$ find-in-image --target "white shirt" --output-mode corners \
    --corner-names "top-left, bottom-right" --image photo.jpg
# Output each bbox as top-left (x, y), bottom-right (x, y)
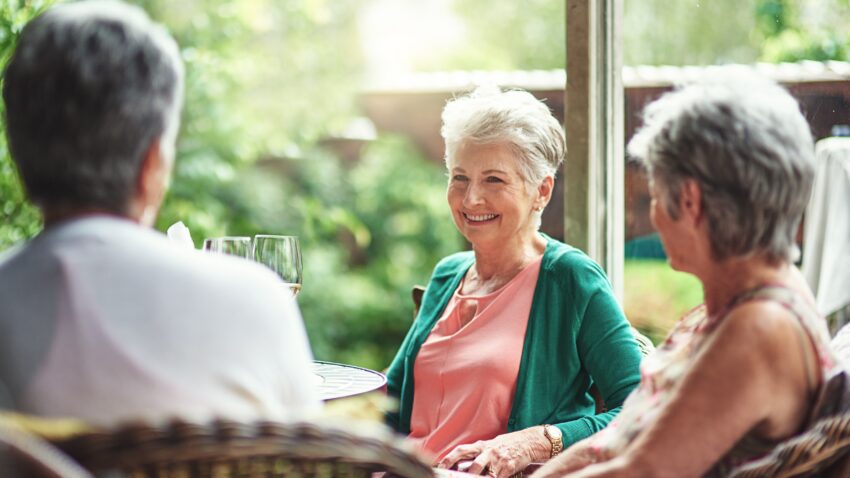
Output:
top-left (0, 216), bottom-right (320, 426)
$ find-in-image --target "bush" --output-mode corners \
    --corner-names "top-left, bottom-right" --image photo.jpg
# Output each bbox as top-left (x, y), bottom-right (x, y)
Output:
top-left (623, 259), bottom-right (704, 344)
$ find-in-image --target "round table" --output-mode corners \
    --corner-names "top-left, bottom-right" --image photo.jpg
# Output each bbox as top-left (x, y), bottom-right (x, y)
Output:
top-left (313, 360), bottom-right (387, 401)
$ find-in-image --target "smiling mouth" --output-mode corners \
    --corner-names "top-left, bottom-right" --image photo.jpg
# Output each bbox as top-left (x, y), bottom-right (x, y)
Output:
top-left (463, 212), bottom-right (499, 223)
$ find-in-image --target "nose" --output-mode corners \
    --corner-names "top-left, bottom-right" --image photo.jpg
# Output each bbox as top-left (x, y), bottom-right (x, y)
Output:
top-left (463, 181), bottom-right (485, 208)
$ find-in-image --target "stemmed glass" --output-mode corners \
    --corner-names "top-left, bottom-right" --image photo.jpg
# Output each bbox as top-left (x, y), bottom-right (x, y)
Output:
top-left (253, 235), bottom-right (302, 297)
top-left (203, 236), bottom-right (252, 259)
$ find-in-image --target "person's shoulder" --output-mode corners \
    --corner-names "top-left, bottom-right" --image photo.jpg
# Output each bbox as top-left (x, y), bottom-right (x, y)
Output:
top-left (541, 237), bottom-right (609, 287)
top-left (0, 234), bottom-right (55, 282)
top-left (167, 250), bottom-right (299, 330)
top-left (117, 225), bottom-right (287, 304)
top-left (0, 243), bottom-right (26, 270)
top-left (718, 300), bottom-right (805, 356)
top-left (172, 246), bottom-right (283, 293)
top-left (432, 250), bottom-right (474, 277)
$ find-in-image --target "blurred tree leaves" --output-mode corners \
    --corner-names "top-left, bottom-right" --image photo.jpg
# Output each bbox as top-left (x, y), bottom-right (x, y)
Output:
top-left (623, 0), bottom-right (761, 65)
top-left (421, 0), bottom-right (565, 70)
top-left (433, 0), bottom-right (848, 69)
top-left (756, 0), bottom-right (850, 62)
top-left (134, 0), bottom-right (365, 242)
top-left (0, 1), bottom-right (52, 251)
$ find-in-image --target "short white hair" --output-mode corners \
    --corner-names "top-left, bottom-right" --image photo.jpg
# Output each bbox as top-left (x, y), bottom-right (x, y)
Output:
top-left (441, 85), bottom-right (565, 186)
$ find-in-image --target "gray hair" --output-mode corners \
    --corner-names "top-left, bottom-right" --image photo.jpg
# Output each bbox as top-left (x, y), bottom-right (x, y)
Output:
top-left (441, 86), bottom-right (565, 226)
top-left (628, 68), bottom-right (814, 264)
top-left (3, 0), bottom-right (184, 215)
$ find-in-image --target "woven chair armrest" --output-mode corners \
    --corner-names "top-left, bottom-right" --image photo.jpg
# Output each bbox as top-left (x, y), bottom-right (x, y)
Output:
top-left (51, 418), bottom-right (435, 478)
top-left (729, 412), bottom-right (850, 478)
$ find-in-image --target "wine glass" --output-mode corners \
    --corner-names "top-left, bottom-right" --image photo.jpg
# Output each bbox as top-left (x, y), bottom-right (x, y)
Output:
top-left (253, 235), bottom-right (302, 297)
top-left (203, 236), bottom-right (252, 258)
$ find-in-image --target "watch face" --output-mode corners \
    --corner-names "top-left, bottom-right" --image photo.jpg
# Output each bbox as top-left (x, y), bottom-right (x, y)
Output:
top-left (545, 425), bottom-right (562, 440)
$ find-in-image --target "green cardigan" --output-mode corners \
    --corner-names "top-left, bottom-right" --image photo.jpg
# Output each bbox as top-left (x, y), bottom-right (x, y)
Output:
top-left (386, 236), bottom-right (642, 447)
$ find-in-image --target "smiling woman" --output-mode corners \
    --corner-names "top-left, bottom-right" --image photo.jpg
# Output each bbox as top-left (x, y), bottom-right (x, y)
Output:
top-left (446, 141), bottom-right (551, 264)
top-left (385, 86), bottom-right (644, 478)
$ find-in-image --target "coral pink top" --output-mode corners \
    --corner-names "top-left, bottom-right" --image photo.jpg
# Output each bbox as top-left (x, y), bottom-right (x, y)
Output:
top-left (407, 257), bottom-right (543, 461)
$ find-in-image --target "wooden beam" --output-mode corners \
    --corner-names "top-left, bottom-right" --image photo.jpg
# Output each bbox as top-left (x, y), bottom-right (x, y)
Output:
top-left (565, 0), bottom-right (624, 298)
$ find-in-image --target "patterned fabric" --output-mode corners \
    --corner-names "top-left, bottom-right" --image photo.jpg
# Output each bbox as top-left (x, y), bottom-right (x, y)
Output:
top-left (591, 285), bottom-right (838, 476)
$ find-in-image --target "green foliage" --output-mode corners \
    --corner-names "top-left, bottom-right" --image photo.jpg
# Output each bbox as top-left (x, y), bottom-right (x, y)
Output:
top-left (438, 0), bottom-right (848, 68)
top-left (756, 0), bottom-right (850, 62)
top-left (135, 0), bottom-right (365, 243)
top-left (231, 135), bottom-right (463, 369)
top-left (623, 0), bottom-right (762, 65)
top-left (0, 1), bottom-right (53, 250)
top-left (417, 0), bottom-right (565, 70)
top-left (623, 259), bottom-right (703, 344)
top-left (756, 0), bottom-right (791, 37)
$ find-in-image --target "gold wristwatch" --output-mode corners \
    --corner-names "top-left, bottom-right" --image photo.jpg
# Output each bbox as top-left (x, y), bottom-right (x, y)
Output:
top-left (542, 424), bottom-right (563, 458)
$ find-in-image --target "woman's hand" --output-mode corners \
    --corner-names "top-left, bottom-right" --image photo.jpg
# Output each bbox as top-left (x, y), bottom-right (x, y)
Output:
top-left (531, 438), bottom-right (601, 478)
top-left (437, 426), bottom-right (552, 478)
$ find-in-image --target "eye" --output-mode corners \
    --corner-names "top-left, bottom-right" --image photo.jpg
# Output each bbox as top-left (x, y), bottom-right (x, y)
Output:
top-left (485, 176), bottom-right (504, 183)
top-left (451, 174), bottom-right (469, 182)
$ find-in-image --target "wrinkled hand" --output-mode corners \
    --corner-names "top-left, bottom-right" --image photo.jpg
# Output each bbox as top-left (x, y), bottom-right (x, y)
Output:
top-left (531, 438), bottom-right (605, 478)
top-left (437, 427), bottom-right (551, 478)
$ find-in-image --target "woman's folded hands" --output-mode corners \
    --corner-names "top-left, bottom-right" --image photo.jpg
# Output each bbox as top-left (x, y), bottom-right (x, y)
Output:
top-left (437, 426), bottom-right (552, 478)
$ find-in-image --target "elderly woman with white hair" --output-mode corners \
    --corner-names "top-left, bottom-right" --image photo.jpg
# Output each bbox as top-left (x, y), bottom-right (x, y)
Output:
top-left (385, 87), bottom-right (643, 478)
top-left (533, 71), bottom-right (841, 478)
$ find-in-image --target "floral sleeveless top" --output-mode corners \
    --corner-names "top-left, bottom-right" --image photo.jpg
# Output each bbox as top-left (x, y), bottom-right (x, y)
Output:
top-left (591, 285), bottom-right (839, 477)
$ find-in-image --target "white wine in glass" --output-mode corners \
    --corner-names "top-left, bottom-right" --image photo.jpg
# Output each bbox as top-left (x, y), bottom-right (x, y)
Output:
top-left (203, 236), bottom-right (252, 259)
top-left (253, 235), bottom-right (302, 297)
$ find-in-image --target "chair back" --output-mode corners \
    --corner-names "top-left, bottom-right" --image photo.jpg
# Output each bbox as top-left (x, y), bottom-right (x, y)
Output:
top-left (726, 329), bottom-right (850, 477)
top-left (728, 412), bottom-right (850, 478)
top-left (52, 419), bottom-right (434, 478)
top-left (0, 422), bottom-right (91, 478)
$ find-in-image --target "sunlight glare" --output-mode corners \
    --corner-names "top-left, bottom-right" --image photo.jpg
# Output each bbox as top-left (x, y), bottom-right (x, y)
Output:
top-left (359, 0), bottom-right (464, 79)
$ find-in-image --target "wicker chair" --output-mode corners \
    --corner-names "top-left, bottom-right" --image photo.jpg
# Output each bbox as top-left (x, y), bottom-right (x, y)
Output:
top-left (50, 419), bottom-right (435, 478)
top-left (0, 421), bottom-right (92, 478)
top-left (726, 325), bottom-right (850, 478)
top-left (727, 412), bottom-right (850, 478)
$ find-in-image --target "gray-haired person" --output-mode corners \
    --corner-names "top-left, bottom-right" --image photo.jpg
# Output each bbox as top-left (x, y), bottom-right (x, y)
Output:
top-left (0, 0), bottom-right (319, 426)
top-left (386, 86), bottom-right (642, 478)
top-left (534, 69), bottom-right (840, 478)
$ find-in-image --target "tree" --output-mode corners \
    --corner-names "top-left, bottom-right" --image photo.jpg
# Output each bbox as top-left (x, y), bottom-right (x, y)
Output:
top-left (623, 0), bottom-right (761, 65)
top-left (756, 0), bottom-right (850, 62)
top-left (0, 1), bottom-right (53, 251)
